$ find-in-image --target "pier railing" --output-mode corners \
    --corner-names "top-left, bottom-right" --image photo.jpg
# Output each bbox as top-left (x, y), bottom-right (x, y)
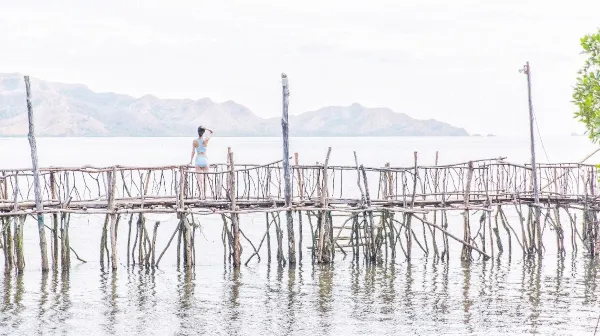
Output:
top-left (0, 159), bottom-right (598, 215)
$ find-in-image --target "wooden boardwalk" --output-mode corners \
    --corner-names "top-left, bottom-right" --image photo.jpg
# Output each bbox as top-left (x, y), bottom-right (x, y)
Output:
top-left (1, 158), bottom-right (597, 215)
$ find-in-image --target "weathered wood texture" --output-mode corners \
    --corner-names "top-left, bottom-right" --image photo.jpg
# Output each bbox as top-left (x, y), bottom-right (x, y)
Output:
top-left (0, 160), bottom-right (598, 216)
top-left (281, 73), bottom-right (296, 265)
top-left (24, 75), bottom-right (49, 272)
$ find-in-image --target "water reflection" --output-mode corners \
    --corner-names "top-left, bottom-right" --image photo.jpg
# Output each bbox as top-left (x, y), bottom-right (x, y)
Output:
top-left (316, 264), bottom-right (333, 335)
top-left (175, 268), bottom-right (196, 335)
top-left (99, 270), bottom-right (119, 334)
top-left (1, 255), bottom-right (600, 335)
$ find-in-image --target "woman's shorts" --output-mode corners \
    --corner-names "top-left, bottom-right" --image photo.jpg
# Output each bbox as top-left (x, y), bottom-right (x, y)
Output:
top-left (195, 155), bottom-right (208, 168)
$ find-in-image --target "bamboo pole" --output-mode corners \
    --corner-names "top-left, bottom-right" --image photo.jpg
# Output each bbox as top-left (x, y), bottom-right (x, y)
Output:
top-left (24, 75), bottom-right (49, 272)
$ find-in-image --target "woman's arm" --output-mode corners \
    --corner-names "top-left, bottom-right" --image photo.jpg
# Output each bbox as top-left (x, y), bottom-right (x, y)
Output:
top-left (203, 128), bottom-right (214, 144)
top-left (189, 139), bottom-right (197, 164)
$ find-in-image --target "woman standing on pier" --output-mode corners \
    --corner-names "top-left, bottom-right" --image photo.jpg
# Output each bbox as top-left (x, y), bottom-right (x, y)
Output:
top-left (190, 126), bottom-right (214, 198)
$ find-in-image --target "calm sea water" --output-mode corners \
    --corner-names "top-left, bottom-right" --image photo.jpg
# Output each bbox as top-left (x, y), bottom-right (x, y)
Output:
top-left (1, 135), bottom-right (600, 336)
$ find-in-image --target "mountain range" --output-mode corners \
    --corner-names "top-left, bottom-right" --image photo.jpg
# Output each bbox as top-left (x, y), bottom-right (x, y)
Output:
top-left (0, 73), bottom-right (468, 137)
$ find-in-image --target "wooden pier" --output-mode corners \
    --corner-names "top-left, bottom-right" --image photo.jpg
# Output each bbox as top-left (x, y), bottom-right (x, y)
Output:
top-left (1, 153), bottom-right (599, 273)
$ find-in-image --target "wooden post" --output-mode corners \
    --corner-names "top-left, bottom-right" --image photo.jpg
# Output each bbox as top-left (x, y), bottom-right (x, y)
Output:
top-left (178, 166), bottom-right (192, 269)
top-left (317, 147), bottom-right (332, 263)
top-left (15, 216), bottom-right (26, 272)
top-left (100, 215), bottom-right (109, 268)
top-left (151, 221), bottom-right (159, 267)
top-left (281, 73), bottom-right (296, 265)
top-left (50, 172), bottom-right (59, 270)
top-left (360, 165), bottom-right (376, 262)
top-left (3, 217), bottom-right (13, 272)
top-left (182, 216), bottom-right (193, 269)
top-left (62, 177), bottom-right (71, 270)
top-left (108, 167), bottom-right (118, 270)
top-left (520, 62), bottom-right (541, 255)
top-left (294, 153), bottom-right (304, 262)
top-left (228, 150), bottom-right (241, 267)
top-left (294, 153), bottom-right (304, 199)
top-left (24, 75), bottom-right (49, 272)
top-left (462, 161), bottom-right (474, 261)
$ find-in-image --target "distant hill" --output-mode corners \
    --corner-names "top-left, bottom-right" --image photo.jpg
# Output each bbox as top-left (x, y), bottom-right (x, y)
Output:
top-left (0, 73), bottom-right (469, 137)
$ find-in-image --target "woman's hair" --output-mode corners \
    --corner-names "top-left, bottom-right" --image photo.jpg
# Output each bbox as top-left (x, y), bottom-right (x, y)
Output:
top-left (197, 126), bottom-right (206, 137)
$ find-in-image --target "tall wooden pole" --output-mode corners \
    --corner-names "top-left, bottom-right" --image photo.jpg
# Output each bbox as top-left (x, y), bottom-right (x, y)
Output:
top-left (108, 167), bottom-right (118, 270)
top-left (25, 75), bottom-right (49, 272)
top-left (521, 62), bottom-right (541, 255)
top-left (281, 73), bottom-right (296, 265)
top-left (228, 149), bottom-right (241, 267)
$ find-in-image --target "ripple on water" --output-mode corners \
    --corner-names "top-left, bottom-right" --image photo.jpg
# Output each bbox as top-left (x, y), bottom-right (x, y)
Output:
top-left (1, 254), bottom-right (600, 335)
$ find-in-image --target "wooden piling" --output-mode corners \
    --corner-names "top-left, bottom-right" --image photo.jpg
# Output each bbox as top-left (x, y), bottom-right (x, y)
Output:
top-left (461, 161), bottom-right (474, 261)
top-left (295, 153), bottom-right (303, 263)
top-left (15, 216), bottom-right (25, 272)
top-left (50, 172), bottom-right (59, 270)
top-left (281, 73), bottom-right (296, 265)
top-left (100, 214), bottom-right (109, 268)
top-left (177, 166), bottom-right (193, 269)
top-left (151, 221), bottom-right (159, 267)
top-left (228, 150), bottom-right (241, 267)
top-left (317, 147), bottom-right (332, 263)
top-left (108, 168), bottom-right (118, 270)
top-left (3, 217), bottom-right (13, 272)
top-left (138, 214), bottom-right (144, 266)
top-left (126, 214), bottom-right (133, 265)
top-left (60, 213), bottom-right (71, 271)
top-left (181, 215), bottom-right (193, 269)
top-left (24, 75), bottom-right (49, 272)
top-left (360, 164), bottom-right (376, 262)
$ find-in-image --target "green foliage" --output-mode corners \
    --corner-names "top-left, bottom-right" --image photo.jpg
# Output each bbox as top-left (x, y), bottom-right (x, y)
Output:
top-left (573, 28), bottom-right (600, 143)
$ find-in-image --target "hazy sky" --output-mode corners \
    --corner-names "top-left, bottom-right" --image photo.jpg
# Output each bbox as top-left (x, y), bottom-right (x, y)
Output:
top-left (1, 0), bottom-right (599, 136)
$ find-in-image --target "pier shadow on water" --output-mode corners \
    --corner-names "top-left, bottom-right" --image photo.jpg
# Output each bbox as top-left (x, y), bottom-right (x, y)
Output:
top-left (2, 256), bottom-right (600, 335)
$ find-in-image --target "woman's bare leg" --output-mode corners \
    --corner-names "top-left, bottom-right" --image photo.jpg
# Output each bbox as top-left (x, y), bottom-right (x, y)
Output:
top-left (195, 166), bottom-right (203, 199)
top-left (195, 166), bottom-right (209, 199)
